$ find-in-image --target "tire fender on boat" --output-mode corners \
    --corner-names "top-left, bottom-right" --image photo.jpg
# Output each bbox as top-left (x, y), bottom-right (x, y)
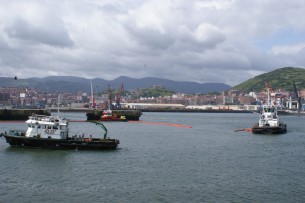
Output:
top-left (45, 129), bottom-right (55, 134)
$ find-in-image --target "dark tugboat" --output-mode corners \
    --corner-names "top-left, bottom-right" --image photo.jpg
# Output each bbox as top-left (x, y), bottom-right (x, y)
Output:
top-left (0, 114), bottom-right (119, 150)
top-left (252, 84), bottom-right (287, 134)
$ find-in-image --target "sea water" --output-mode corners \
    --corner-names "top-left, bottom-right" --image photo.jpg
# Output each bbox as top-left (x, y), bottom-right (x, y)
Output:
top-left (0, 112), bottom-right (305, 203)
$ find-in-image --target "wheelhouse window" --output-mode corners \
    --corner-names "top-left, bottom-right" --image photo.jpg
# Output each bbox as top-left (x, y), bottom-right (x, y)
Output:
top-left (28, 124), bottom-right (35, 128)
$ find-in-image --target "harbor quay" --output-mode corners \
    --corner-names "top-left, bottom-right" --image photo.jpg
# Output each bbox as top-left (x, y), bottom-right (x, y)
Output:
top-left (0, 105), bottom-right (254, 121)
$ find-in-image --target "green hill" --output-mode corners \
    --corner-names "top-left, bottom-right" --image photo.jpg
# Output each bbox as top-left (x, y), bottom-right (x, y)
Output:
top-left (233, 67), bottom-right (305, 92)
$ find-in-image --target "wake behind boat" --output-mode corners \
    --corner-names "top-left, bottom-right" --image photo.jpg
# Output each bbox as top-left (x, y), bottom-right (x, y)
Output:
top-left (0, 114), bottom-right (119, 150)
top-left (252, 83), bottom-right (287, 134)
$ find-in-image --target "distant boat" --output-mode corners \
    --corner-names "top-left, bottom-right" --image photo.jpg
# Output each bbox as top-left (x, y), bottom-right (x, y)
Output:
top-left (101, 109), bottom-right (127, 122)
top-left (278, 110), bottom-right (305, 115)
top-left (1, 114), bottom-right (119, 150)
top-left (11, 104), bottom-right (45, 109)
top-left (99, 84), bottom-right (127, 122)
top-left (252, 83), bottom-right (287, 134)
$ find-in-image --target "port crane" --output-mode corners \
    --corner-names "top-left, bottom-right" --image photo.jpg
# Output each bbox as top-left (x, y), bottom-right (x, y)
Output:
top-left (107, 84), bottom-right (113, 110)
top-left (115, 83), bottom-right (124, 109)
top-left (292, 81), bottom-right (302, 114)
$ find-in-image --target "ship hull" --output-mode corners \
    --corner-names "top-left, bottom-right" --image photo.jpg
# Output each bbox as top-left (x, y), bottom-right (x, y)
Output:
top-left (2, 134), bottom-right (119, 150)
top-left (252, 124), bottom-right (287, 134)
top-left (100, 117), bottom-right (127, 122)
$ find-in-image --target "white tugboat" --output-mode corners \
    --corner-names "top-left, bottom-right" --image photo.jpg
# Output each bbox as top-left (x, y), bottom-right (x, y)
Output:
top-left (252, 84), bottom-right (287, 134)
top-left (1, 114), bottom-right (119, 150)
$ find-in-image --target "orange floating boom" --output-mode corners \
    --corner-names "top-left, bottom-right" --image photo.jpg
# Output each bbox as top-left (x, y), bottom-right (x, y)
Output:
top-left (235, 128), bottom-right (252, 132)
top-left (128, 120), bottom-right (192, 128)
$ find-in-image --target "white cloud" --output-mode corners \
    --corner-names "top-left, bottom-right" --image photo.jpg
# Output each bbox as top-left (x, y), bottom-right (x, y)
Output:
top-left (1, 0), bottom-right (305, 86)
top-left (195, 0), bottom-right (235, 10)
top-left (271, 43), bottom-right (305, 55)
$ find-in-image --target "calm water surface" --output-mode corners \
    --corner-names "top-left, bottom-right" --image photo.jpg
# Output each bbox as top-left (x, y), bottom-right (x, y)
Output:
top-left (1, 112), bottom-right (305, 203)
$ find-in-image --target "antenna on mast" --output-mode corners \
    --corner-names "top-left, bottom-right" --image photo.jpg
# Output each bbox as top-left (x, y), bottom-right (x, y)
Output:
top-left (265, 82), bottom-right (273, 106)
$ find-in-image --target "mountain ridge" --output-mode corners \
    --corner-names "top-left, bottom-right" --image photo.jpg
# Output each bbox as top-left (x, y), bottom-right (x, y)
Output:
top-left (0, 76), bottom-right (231, 94)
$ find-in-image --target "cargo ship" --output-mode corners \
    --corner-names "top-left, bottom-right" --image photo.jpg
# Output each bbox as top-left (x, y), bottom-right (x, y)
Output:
top-left (0, 109), bottom-right (51, 120)
top-left (87, 109), bottom-right (141, 121)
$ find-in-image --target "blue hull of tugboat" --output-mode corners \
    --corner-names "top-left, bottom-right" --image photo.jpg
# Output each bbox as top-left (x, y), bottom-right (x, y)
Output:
top-left (2, 134), bottom-right (119, 150)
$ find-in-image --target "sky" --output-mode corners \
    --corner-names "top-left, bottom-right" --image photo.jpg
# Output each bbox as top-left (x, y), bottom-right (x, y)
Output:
top-left (1, 0), bottom-right (305, 86)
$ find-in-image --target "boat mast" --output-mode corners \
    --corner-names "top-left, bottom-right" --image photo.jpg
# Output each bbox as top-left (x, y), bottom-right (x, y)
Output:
top-left (57, 93), bottom-right (60, 117)
top-left (265, 82), bottom-right (272, 106)
top-left (267, 85), bottom-right (271, 106)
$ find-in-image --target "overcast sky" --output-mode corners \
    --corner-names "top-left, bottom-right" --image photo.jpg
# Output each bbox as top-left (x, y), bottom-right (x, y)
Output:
top-left (1, 0), bottom-right (305, 86)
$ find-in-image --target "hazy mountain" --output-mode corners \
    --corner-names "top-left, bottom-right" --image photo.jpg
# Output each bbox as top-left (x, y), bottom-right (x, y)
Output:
top-left (30, 76), bottom-right (91, 84)
top-left (111, 76), bottom-right (230, 94)
top-left (0, 76), bottom-right (230, 94)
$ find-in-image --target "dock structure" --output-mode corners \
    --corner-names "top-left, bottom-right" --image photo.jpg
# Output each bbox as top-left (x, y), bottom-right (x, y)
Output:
top-left (0, 109), bottom-right (51, 120)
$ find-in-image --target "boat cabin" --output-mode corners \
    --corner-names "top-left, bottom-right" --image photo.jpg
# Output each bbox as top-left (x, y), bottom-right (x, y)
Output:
top-left (102, 110), bottom-right (112, 118)
top-left (259, 105), bottom-right (280, 127)
top-left (25, 115), bottom-right (69, 139)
